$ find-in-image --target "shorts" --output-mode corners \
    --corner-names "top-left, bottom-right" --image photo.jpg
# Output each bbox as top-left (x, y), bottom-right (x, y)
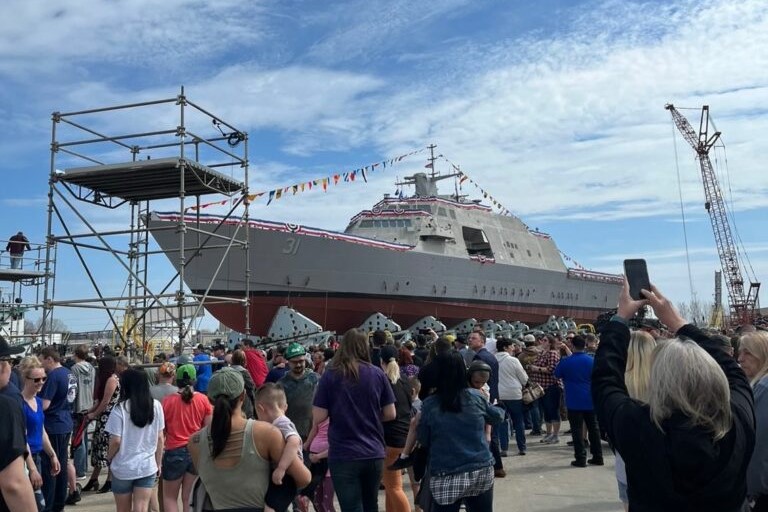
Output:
top-left (112, 474), bottom-right (158, 495)
top-left (617, 481), bottom-right (628, 503)
top-left (162, 446), bottom-right (197, 481)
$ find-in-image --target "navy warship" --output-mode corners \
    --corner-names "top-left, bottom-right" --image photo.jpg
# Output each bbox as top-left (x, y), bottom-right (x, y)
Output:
top-left (148, 162), bottom-right (622, 335)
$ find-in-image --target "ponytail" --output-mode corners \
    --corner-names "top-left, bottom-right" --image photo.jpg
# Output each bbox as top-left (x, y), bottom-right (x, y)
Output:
top-left (210, 394), bottom-right (239, 459)
top-left (180, 383), bottom-right (195, 404)
top-left (384, 358), bottom-right (400, 384)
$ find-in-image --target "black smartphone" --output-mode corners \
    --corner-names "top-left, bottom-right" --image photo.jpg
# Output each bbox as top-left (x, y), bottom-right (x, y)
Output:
top-left (623, 259), bottom-right (651, 300)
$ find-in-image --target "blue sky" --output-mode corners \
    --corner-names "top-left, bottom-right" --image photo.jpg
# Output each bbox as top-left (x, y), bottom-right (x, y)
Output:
top-left (1, 0), bottom-right (767, 333)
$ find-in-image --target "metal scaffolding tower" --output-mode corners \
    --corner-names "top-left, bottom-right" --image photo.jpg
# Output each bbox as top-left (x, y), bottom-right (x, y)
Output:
top-left (42, 88), bottom-right (250, 359)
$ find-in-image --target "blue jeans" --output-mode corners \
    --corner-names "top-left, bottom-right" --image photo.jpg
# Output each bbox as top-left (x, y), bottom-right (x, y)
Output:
top-left (32, 453), bottom-right (46, 511)
top-left (502, 399), bottom-right (527, 453)
top-left (72, 414), bottom-right (88, 478)
top-left (328, 458), bottom-right (383, 512)
top-left (42, 433), bottom-right (70, 512)
top-left (497, 410), bottom-right (509, 451)
top-left (525, 400), bottom-right (542, 433)
top-left (432, 486), bottom-right (493, 512)
top-left (10, 255), bottom-right (22, 269)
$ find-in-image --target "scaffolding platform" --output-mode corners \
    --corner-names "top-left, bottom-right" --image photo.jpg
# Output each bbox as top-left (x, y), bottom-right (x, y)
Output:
top-left (0, 268), bottom-right (46, 282)
top-left (61, 157), bottom-right (245, 202)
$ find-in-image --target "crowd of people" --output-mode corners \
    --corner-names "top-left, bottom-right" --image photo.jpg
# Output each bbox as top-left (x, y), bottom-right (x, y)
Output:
top-left (0, 278), bottom-right (766, 512)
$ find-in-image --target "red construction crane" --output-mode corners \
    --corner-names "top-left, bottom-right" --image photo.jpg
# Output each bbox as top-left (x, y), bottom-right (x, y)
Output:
top-left (665, 104), bottom-right (760, 326)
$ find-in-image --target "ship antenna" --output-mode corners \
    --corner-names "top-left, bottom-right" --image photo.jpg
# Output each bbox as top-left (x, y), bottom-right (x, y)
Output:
top-left (454, 164), bottom-right (460, 200)
top-left (427, 143), bottom-right (438, 178)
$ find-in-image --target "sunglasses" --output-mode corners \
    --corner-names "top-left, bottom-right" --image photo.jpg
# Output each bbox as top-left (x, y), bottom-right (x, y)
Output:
top-left (27, 376), bottom-right (47, 383)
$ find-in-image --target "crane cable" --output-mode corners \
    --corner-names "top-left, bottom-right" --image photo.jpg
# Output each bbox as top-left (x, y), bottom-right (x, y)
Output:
top-left (719, 143), bottom-right (758, 282)
top-left (671, 116), bottom-right (697, 303)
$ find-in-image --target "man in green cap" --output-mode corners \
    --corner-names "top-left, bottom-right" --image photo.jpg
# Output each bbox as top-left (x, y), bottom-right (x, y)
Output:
top-left (278, 343), bottom-right (318, 441)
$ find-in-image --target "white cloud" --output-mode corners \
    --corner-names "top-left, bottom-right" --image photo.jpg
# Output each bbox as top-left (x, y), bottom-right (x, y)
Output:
top-left (0, 1), bottom-right (267, 76)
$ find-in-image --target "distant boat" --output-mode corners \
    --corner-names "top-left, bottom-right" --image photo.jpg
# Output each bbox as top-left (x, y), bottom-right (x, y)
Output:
top-left (148, 171), bottom-right (621, 334)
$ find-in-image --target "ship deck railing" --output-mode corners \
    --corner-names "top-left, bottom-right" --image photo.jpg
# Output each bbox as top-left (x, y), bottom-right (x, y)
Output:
top-left (567, 268), bottom-right (623, 284)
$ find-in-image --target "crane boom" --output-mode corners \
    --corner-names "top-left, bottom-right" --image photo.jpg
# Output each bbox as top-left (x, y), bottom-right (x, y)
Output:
top-left (665, 104), bottom-right (760, 325)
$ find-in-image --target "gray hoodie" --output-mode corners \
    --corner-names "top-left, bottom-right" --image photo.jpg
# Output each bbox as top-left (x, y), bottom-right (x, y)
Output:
top-left (71, 361), bottom-right (95, 413)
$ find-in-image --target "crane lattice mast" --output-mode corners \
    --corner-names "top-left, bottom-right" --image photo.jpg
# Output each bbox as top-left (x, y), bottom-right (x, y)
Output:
top-left (666, 104), bottom-right (760, 325)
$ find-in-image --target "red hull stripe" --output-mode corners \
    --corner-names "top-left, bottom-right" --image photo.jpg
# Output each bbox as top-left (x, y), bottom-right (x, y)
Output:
top-left (200, 293), bottom-right (608, 335)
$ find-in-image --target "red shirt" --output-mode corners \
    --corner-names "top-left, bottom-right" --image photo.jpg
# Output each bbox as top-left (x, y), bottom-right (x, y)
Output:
top-left (244, 348), bottom-right (268, 387)
top-left (162, 392), bottom-right (212, 450)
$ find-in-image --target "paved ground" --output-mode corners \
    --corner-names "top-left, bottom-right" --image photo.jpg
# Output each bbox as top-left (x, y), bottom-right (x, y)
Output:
top-left (72, 423), bottom-right (622, 511)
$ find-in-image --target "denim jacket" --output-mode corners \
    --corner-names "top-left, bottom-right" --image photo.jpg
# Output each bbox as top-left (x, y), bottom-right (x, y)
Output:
top-left (417, 388), bottom-right (504, 476)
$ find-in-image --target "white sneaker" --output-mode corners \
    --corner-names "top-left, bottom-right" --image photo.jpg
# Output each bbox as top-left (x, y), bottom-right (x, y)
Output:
top-left (539, 434), bottom-right (552, 443)
top-left (546, 435), bottom-right (560, 444)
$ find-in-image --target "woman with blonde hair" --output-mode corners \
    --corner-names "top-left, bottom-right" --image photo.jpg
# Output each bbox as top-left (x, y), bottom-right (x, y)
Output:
top-left (19, 356), bottom-right (61, 511)
top-left (593, 280), bottom-right (755, 511)
top-left (738, 331), bottom-right (768, 511)
top-left (379, 345), bottom-right (413, 512)
top-left (615, 330), bottom-right (656, 510)
top-left (312, 328), bottom-right (396, 512)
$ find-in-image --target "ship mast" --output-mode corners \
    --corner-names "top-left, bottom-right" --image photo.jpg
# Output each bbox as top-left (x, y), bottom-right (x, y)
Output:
top-left (427, 143), bottom-right (438, 178)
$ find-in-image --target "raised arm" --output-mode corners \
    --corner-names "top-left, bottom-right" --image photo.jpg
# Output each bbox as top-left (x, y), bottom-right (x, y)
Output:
top-left (643, 285), bottom-right (754, 417)
top-left (591, 279), bottom-right (648, 448)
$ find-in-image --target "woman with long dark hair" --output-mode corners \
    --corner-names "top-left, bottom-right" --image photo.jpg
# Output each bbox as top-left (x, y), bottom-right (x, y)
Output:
top-left (161, 364), bottom-right (211, 512)
top-left (417, 351), bottom-right (504, 512)
top-left (188, 368), bottom-right (310, 510)
top-left (313, 328), bottom-right (397, 512)
top-left (105, 368), bottom-right (164, 512)
top-left (83, 355), bottom-right (120, 493)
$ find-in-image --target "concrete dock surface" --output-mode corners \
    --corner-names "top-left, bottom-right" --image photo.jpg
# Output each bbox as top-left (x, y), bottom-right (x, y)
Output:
top-left (72, 423), bottom-right (622, 511)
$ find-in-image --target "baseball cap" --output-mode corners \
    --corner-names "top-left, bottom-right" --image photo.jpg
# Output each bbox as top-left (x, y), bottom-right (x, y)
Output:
top-left (177, 354), bottom-right (192, 365)
top-left (158, 362), bottom-right (176, 377)
top-left (0, 335), bottom-right (25, 359)
top-left (523, 334), bottom-right (536, 344)
top-left (207, 368), bottom-right (245, 400)
top-left (176, 363), bottom-right (197, 382)
top-left (284, 343), bottom-right (306, 360)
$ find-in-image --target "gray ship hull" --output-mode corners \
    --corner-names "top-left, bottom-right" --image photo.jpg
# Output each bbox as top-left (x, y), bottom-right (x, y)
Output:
top-left (149, 212), bottom-right (621, 334)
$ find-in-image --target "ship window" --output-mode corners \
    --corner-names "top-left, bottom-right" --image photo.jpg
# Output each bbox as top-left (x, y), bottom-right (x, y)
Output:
top-left (359, 220), bottom-right (373, 228)
top-left (509, 252), bottom-right (515, 259)
top-left (438, 207), bottom-right (447, 216)
top-left (449, 210), bottom-right (456, 219)
top-left (527, 249), bottom-right (532, 257)
top-left (462, 226), bottom-right (494, 259)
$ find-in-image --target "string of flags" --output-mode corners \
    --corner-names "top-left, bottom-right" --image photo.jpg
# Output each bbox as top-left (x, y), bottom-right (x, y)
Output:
top-left (559, 250), bottom-right (587, 270)
top-left (185, 147), bottom-right (427, 211)
top-left (438, 155), bottom-right (516, 218)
